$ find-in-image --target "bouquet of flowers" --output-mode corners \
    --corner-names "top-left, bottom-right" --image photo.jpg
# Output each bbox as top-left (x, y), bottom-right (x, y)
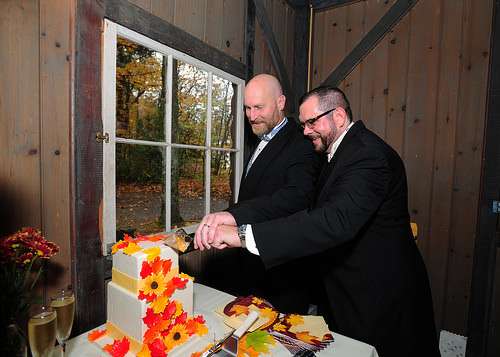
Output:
top-left (0, 227), bottom-right (59, 327)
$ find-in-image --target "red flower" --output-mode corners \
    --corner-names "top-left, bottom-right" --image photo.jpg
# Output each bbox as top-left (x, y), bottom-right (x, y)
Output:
top-left (143, 308), bottom-right (161, 328)
top-left (174, 312), bottom-right (187, 325)
top-left (140, 261), bottom-right (153, 279)
top-left (162, 301), bottom-right (177, 321)
top-left (148, 338), bottom-right (167, 357)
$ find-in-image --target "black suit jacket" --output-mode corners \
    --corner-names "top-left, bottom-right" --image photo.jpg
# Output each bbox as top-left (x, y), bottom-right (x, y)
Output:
top-left (228, 119), bottom-right (321, 224)
top-left (252, 121), bottom-right (440, 357)
top-left (219, 119), bottom-right (321, 312)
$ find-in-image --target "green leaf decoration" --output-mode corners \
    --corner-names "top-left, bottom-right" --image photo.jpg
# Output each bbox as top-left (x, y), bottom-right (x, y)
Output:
top-left (245, 330), bottom-right (274, 353)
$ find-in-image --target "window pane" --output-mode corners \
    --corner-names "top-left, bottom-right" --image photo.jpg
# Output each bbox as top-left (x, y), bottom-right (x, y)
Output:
top-left (212, 76), bottom-right (236, 149)
top-left (171, 148), bottom-right (205, 229)
top-left (116, 37), bottom-right (166, 141)
top-left (116, 143), bottom-right (165, 235)
top-left (211, 151), bottom-right (236, 211)
top-left (172, 60), bottom-right (208, 146)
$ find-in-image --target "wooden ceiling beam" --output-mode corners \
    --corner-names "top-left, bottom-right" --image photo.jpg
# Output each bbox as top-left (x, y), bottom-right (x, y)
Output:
top-left (252, 0), bottom-right (296, 114)
top-left (321, 0), bottom-right (420, 87)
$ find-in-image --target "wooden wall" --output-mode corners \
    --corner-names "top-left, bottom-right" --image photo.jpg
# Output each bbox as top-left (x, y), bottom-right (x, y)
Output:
top-left (0, 0), bottom-right (297, 296)
top-left (0, 0), bottom-right (74, 293)
top-left (310, 0), bottom-right (494, 335)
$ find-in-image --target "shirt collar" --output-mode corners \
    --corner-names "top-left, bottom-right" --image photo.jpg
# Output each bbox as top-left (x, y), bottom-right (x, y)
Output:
top-left (260, 117), bottom-right (288, 142)
top-left (327, 121), bottom-right (354, 162)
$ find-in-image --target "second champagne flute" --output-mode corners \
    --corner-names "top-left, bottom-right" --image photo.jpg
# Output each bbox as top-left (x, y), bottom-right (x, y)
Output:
top-left (50, 288), bottom-right (75, 354)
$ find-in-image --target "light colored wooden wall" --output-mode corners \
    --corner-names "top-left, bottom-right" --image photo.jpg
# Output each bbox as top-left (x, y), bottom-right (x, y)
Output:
top-left (129, 0), bottom-right (247, 63)
top-left (310, 0), bottom-right (494, 335)
top-left (0, 0), bottom-right (73, 292)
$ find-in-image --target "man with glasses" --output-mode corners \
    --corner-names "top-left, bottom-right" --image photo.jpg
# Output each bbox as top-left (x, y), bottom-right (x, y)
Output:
top-left (196, 74), bottom-right (321, 313)
top-left (196, 86), bottom-right (440, 357)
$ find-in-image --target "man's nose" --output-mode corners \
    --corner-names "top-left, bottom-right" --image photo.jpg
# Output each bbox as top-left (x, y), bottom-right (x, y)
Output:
top-left (303, 125), bottom-right (313, 135)
top-left (248, 109), bottom-right (258, 121)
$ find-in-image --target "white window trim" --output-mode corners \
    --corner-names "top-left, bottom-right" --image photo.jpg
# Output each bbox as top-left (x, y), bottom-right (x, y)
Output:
top-left (102, 19), bottom-right (245, 255)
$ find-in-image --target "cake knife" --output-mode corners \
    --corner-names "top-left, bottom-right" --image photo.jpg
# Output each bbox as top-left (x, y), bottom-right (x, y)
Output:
top-left (222, 311), bottom-right (260, 356)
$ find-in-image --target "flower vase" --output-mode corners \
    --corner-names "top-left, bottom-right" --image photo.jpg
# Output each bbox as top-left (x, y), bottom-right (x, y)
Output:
top-left (2, 322), bottom-right (27, 357)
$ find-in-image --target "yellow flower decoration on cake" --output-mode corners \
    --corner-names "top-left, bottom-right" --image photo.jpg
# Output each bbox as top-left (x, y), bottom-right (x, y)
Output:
top-left (137, 344), bottom-right (152, 357)
top-left (164, 324), bottom-right (189, 350)
top-left (140, 272), bottom-right (167, 297)
top-left (143, 247), bottom-right (161, 261)
top-left (123, 242), bottom-right (141, 255)
top-left (151, 294), bottom-right (170, 314)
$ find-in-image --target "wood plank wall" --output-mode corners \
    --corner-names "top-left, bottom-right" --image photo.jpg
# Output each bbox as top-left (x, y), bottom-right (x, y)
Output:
top-left (1, 0), bottom-right (296, 297)
top-left (310, 0), bottom-right (494, 335)
top-left (0, 0), bottom-right (73, 293)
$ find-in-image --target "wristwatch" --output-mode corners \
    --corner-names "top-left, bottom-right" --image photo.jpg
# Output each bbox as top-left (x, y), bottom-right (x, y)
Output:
top-left (237, 224), bottom-right (247, 249)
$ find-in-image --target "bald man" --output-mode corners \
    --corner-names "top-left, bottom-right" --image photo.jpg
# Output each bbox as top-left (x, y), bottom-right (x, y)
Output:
top-left (196, 74), bottom-right (321, 313)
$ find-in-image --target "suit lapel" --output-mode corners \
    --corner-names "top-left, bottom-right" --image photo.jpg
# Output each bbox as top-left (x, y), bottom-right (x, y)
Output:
top-left (241, 120), bottom-right (295, 190)
top-left (315, 121), bottom-right (366, 204)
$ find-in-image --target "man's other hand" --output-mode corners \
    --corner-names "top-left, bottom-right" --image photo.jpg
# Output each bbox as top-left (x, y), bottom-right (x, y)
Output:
top-left (194, 212), bottom-right (237, 250)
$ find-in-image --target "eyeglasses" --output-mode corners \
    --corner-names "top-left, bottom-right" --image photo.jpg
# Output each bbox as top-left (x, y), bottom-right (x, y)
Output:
top-left (299, 107), bottom-right (337, 130)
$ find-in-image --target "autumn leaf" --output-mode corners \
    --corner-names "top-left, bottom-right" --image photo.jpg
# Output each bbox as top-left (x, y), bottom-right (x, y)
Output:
top-left (103, 337), bottom-right (130, 357)
top-left (143, 247), bottom-right (161, 261)
top-left (230, 304), bottom-right (249, 316)
top-left (123, 242), bottom-right (141, 255)
top-left (295, 331), bottom-right (319, 345)
top-left (244, 330), bottom-right (275, 353)
top-left (88, 329), bottom-right (106, 342)
top-left (286, 314), bottom-right (304, 326)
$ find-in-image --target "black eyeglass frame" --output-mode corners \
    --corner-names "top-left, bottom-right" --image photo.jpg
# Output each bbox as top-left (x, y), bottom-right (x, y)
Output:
top-left (300, 107), bottom-right (337, 130)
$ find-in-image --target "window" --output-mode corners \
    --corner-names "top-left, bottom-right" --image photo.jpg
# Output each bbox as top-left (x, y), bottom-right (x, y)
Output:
top-left (102, 20), bottom-right (244, 255)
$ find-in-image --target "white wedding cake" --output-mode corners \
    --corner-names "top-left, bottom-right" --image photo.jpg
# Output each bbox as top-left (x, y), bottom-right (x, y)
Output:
top-left (89, 234), bottom-right (209, 356)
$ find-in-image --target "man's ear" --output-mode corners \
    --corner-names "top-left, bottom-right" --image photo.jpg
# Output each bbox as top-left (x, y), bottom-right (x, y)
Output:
top-left (277, 94), bottom-right (286, 111)
top-left (334, 107), bottom-right (349, 128)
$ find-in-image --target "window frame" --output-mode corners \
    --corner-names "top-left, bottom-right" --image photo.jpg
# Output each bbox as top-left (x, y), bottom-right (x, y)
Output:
top-left (102, 19), bottom-right (245, 255)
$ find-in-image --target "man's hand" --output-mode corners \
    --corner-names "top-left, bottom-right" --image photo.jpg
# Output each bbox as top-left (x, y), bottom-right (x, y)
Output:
top-left (194, 212), bottom-right (237, 250)
top-left (211, 225), bottom-right (241, 249)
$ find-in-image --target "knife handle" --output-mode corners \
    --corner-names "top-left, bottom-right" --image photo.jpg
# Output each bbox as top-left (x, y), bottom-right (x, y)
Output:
top-left (234, 311), bottom-right (259, 338)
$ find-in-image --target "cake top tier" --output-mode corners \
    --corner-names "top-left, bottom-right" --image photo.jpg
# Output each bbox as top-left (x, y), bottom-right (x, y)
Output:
top-left (112, 235), bottom-right (179, 279)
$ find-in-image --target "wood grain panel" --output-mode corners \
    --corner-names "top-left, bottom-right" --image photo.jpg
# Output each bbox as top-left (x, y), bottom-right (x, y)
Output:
top-left (444, 0), bottom-right (493, 333)
top-left (221, 0), bottom-right (245, 62)
top-left (174, 0), bottom-right (207, 40)
top-left (311, 10), bottom-right (326, 87)
top-left (322, 6), bottom-right (347, 87)
top-left (385, 13), bottom-right (410, 156)
top-left (403, 0), bottom-right (442, 261)
top-left (359, 0), bottom-right (393, 137)
top-left (425, 0), bottom-right (465, 330)
top-left (205, 0), bottom-right (224, 50)
top-left (272, 0), bottom-right (287, 70)
top-left (262, 0), bottom-right (275, 75)
top-left (129, 0), bottom-right (151, 12)
top-left (284, 3), bottom-right (295, 84)
top-left (0, 0), bottom-right (41, 234)
top-left (342, 2), bottom-right (365, 122)
top-left (151, 0), bottom-right (175, 23)
top-left (39, 0), bottom-right (73, 291)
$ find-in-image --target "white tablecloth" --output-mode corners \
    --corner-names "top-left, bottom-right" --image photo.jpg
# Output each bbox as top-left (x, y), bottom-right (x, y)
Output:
top-left (56, 283), bottom-right (378, 357)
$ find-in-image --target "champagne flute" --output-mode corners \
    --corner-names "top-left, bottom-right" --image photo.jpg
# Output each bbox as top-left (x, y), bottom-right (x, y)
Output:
top-left (28, 305), bottom-right (57, 357)
top-left (50, 288), bottom-right (75, 354)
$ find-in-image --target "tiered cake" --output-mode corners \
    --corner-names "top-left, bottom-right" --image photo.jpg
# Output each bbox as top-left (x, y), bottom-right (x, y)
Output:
top-left (90, 234), bottom-right (209, 356)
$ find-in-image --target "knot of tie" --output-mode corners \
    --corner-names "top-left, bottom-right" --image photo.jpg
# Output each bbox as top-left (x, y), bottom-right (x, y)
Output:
top-left (260, 134), bottom-right (271, 142)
